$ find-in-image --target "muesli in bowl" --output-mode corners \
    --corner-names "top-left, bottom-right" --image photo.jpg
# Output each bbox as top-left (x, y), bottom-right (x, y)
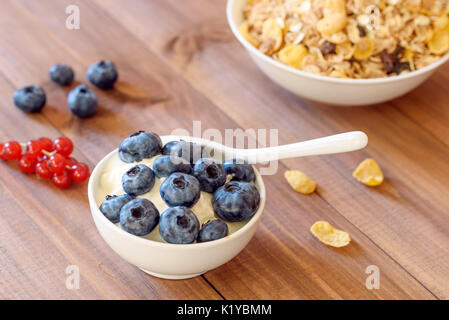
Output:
top-left (239, 0), bottom-right (449, 79)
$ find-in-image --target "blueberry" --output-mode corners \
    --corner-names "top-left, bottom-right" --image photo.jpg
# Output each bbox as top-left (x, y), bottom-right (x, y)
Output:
top-left (160, 172), bottom-right (200, 207)
top-left (122, 164), bottom-right (155, 196)
top-left (162, 140), bottom-right (203, 164)
top-left (152, 155), bottom-right (192, 178)
top-left (120, 198), bottom-right (159, 236)
top-left (119, 131), bottom-right (162, 163)
top-left (159, 206), bottom-right (200, 244)
top-left (222, 159), bottom-right (255, 182)
top-left (162, 141), bottom-right (181, 156)
top-left (49, 64), bottom-right (74, 86)
top-left (197, 220), bottom-right (229, 243)
top-left (67, 84), bottom-right (98, 118)
top-left (13, 85), bottom-right (46, 113)
top-left (99, 194), bottom-right (133, 223)
top-left (193, 158), bottom-right (226, 193)
top-left (213, 181), bottom-right (260, 222)
top-left (87, 60), bottom-right (118, 89)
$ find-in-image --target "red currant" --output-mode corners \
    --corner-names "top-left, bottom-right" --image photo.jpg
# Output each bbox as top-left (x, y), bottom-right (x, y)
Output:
top-left (65, 157), bottom-right (78, 169)
top-left (3, 141), bottom-right (22, 160)
top-left (48, 153), bottom-right (66, 174)
top-left (70, 163), bottom-right (90, 183)
top-left (35, 161), bottom-right (52, 179)
top-left (0, 143), bottom-right (6, 160)
top-left (18, 155), bottom-right (38, 174)
top-left (37, 154), bottom-right (48, 163)
top-left (52, 170), bottom-right (72, 189)
top-left (38, 137), bottom-right (54, 152)
top-left (26, 140), bottom-right (43, 158)
top-left (53, 137), bottom-right (73, 157)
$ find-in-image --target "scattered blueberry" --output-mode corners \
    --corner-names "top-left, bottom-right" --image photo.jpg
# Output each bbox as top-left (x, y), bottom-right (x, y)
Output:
top-left (87, 60), bottom-right (118, 89)
top-left (13, 85), bottom-right (46, 113)
top-left (213, 181), bottom-right (260, 222)
top-left (222, 159), bottom-right (255, 182)
top-left (120, 198), bottom-right (159, 236)
top-left (160, 172), bottom-right (200, 207)
top-left (197, 220), bottom-right (229, 243)
top-left (152, 155), bottom-right (192, 178)
top-left (119, 131), bottom-right (162, 163)
top-left (193, 158), bottom-right (226, 193)
top-left (159, 206), bottom-right (200, 244)
top-left (49, 64), bottom-right (74, 86)
top-left (162, 140), bottom-right (203, 164)
top-left (122, 164), bottom-right (155, 196)
top-left (100, 194), bottom-right (133, 223)
top-left (67, 84), bottom-right (98, 118)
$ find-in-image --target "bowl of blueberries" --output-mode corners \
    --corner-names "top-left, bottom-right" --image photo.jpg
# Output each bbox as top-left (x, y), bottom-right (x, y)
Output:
top-left (88, 131), bottom-right (266, 279)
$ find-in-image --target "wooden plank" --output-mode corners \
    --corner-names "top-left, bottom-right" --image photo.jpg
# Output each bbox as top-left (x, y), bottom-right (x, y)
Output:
top-left (0, 73), bottom-right (221, 299)
top-left (2, 0), bottom-right (437, 299)
top-left (0, 5), bottom-right (221, 299)
top-left (392, 73), bottom-right (449, 148)
top-left (202, 163), bottom-right (437, 299)
top-left (88, 0), bottom-right (449, 298)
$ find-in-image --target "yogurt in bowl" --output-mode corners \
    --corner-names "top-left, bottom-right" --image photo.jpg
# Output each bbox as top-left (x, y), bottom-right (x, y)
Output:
top-left (88, 135), bottom-right (266, 279)
top-left (96, 151), bottom-right (253, 242)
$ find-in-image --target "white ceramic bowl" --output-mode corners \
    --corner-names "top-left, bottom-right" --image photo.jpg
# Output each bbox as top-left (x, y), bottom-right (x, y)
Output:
top-left (88, 136), bottom-right (266, 280)
top-left (227, 0), bottom-right (449, 106)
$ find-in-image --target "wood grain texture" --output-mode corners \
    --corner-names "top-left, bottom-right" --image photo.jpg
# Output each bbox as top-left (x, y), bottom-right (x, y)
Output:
top-left (0, 0), bottom-right (447, 299)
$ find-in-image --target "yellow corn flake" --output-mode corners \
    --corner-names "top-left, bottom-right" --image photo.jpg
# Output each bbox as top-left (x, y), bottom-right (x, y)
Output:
top-left (425, 27), bottom-right (435, 43)
top-left (434, 14), bottom-right (449, 31)
top-left (317, 12), bottom-right (348, 36)
top-left (324, 0), bottom-right (346, 12)
top-left (278, 44), bottom-right (308, 69)
top-left (352, 158), bottom-right (384, 186)
top-left (428, 29), bottom-right (449, 55)
top-left (310, 221), bottom-right (351, 248)
top-left (353, 38), bottom-right (375, 60)
top-left (262, 18), bottom-right (283, 53)
top-left (239, 22), bottom-right (260, 48)
top-left (247, 0), bottom-right (263, 4)
top-left (284, 170), bottom-right (316, 194)
top-left (403, 48), bottom-right (414, 61)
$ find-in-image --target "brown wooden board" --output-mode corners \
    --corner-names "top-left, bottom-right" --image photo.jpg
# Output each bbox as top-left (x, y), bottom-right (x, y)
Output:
top-left (0, 0), bottom-right (447, 299)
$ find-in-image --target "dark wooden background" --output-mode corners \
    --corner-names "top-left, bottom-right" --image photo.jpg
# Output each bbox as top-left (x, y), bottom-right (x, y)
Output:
top-left (0, 0), bottom-right (448, 299)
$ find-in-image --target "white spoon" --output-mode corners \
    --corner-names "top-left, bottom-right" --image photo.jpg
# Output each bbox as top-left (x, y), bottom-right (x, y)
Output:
top-left (169, 131), bottom-right (368, 164)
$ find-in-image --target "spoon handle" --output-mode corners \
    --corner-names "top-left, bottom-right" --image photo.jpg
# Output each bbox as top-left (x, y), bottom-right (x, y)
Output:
top-left (170, 131), bottom-right (368, 164)
top-left (226, 131), bottom-right (368, 163)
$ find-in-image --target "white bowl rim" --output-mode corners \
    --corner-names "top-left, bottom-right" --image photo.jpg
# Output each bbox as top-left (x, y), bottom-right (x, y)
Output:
top-left (226, 0), bottom-right (449, 85)
top-left (88, 135), bottom-right (266, 250)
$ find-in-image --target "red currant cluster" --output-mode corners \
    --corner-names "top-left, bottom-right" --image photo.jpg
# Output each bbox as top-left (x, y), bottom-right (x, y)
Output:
top-left (0, 136), bottom-right (90, 189)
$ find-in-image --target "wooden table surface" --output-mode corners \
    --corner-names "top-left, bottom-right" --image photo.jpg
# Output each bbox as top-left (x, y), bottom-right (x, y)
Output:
top-left (1, 0), bottom-right (448, 300)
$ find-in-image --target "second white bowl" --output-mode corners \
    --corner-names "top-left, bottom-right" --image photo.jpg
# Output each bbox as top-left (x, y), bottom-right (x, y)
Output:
top-left (227, 0), bottom-right (449, 106)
